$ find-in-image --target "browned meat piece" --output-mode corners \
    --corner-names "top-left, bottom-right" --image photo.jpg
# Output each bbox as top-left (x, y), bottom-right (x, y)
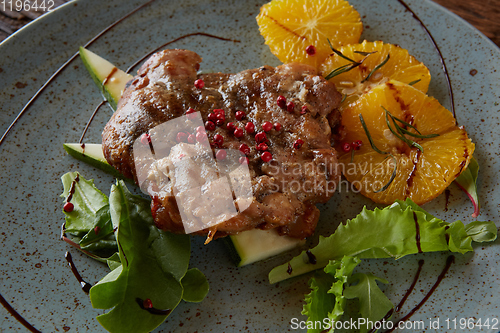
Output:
top-left (102, 49), bottom-right (342, 239)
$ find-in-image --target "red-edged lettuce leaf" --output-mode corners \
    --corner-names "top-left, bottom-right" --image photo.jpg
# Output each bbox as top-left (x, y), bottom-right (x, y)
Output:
top-left (455, 157), bottom-right (480, 217)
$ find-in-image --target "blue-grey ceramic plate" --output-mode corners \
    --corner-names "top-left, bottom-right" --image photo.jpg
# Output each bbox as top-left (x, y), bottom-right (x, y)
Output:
top-left (0, 0), bottom-right (499, 332)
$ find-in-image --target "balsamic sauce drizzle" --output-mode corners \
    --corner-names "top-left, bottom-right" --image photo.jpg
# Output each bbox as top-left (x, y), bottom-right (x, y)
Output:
top-left (305, 250), bottom-right (317, 265)
top-left (66, 173), bottom-right (80, 203)
top-left (444, 188), bottom-right (451, 211)
top-left (395, 259), bottom-right (424, 312)
top-left (413, 212), bottom-right (422, 253)
top-left (125, 32), bottom-right (241, 74)
top-left (102, 67), bottom-right (118, 86)
top-left (397, 0), bottom-right (456, 120)
top-left (0, 0), bottom-right (157, 147)
top-left (64, 252), bottom-right (93, 294)
top-left (78, 101), bottom-right (107, 144)
top-left (384, 255), bottom-right (455, 333)
top-left (135, 298), bottom-right (172, 316)
top-left (0, 293), bottom-right (41, 333)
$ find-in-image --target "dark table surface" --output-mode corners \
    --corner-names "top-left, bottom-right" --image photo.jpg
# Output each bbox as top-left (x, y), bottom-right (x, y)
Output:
top-left (1, 0), bottom-right (499, 46)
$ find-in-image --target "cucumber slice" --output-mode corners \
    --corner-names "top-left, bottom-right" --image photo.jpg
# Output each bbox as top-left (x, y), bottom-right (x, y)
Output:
top-left (224, 229), bottom-right (305, 267)
top-left (63, 143), bottom-right (128, 181)
top-left (79, 47), bottom-right (133, 110)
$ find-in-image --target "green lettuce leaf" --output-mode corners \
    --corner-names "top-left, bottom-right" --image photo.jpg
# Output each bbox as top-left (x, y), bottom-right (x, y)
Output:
top-left (181, 268), bottom-right (210, 303)
top-left (90, 180), bottom-right (190, 333)
top-left (269, 199), bottom-right (497, 283)
top-left (464, 221), bottom-right (497, 242)
top-left (455, 157), bottom-right (480, 217)
top-left (61, 171), bottom-right (108, 233)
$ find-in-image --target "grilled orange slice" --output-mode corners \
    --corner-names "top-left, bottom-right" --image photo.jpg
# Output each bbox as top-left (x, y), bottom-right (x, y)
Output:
top-left (319, 41), bottom-right (431, 107)
top-left (339, 80), bottom-right (474, 205)
top-left (256, 0), bottom-right (363, 69)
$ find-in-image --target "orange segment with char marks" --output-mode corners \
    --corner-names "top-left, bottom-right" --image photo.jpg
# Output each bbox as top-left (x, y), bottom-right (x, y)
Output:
top-left (339, 80), bottom-right (474, 205)
top-left (256, 0), bottom-right (363, 70)
top-left (319, 40), bottom-right (431, 109)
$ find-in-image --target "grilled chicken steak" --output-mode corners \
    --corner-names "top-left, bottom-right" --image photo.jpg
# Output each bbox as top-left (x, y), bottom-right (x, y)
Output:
top-left (102, 49), bottom-right (342, 240)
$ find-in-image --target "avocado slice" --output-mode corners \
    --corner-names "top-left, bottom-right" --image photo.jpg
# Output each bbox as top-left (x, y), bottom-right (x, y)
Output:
top-left (79, 47), bottom-right (133, 110)
top-left (223, 229), bottom-right (305, 267)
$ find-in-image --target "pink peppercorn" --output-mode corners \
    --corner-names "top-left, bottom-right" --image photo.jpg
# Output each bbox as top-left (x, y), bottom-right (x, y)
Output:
top-left (261, 151), bottom-right (272, 163)
top-left (234, 128), bottom-right (244, 138)
top-left (245, 122), bottom-right (255, 134)
top-left (63, 202), bottom-right (74, 212)
top-left (277, 95), bottom-right (286, 109)
top-left (262, 121), bottom-right (273, 132)
top-left (194, 79), bottom-right (205, 89)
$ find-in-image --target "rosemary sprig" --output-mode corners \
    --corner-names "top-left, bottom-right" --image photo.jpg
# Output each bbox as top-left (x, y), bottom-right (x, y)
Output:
top-left (358, 114), bottom-right (397, 192)
top-left (325, 63), bottom-right (361, 80)
top-left (353, 50), bottom-right (377, 56)
top-left (408, 79), bottom-right (421, 86)
top-left (383, 106), bottom-right (439, 152)
top-left (373, 154), bottom-right (397, 193)
top-left (361, 54), bottom-right (390, 83)
top-left (341, 94), bottom-right (347, 103)
top-left (384, 108), bottom-right (424, 152)
top-left (359, 114), bottom-right (388, 155)
top-left (327, 38), bottom-right (357, 63)
top-left (324, 40), bottom-right (376, 80)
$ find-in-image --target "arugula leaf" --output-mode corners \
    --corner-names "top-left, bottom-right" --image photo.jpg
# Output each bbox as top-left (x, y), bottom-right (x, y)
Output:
top-left (90, 180), bottom-right (190, 333)
top-left (455, 157), bottom-right (480, 217)
top-left (181, 268), bottom-right (210, 303)
top-left (344, 273), bottom-right (393, 333)
top-left (269, 199), bottom-right (497, 283)
top-left (106, 252), bottom-right (122, 271)
top-left (60, 174), bottom-right (210, 332)
top-left (61, 172), bottom-right (108, 233)
top-left (80, 205), bottom-right (117, 249)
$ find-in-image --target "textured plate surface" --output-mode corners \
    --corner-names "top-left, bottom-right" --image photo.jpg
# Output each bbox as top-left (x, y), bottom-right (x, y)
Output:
top-left (0, 0), bottom-right (499, 332)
